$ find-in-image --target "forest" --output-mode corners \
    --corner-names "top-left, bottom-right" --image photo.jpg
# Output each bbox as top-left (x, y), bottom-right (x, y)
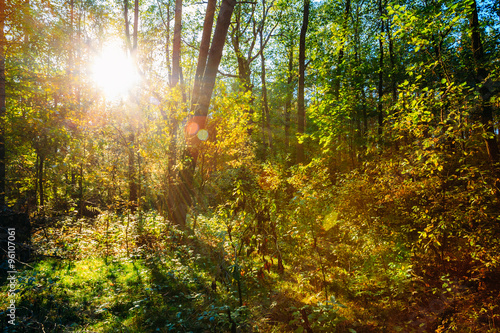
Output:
top-left (1, 0), bottom-right (500, 331)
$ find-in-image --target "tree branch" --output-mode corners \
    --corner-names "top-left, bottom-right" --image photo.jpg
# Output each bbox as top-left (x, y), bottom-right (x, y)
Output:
top-left (218, 69), bottom-right (239, 78)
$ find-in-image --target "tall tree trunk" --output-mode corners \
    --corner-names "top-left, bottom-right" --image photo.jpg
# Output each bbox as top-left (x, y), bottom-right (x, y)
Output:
top-left (231, 9), bottom-right (253, 94)
top-left (470, 0), bottom-right (499, 163)
top-left (334, 0), bottom-right (350, 98)
top-left (128, 133), bottom-right (138, 211)
top-left (387, 18), bottom-right (397, 103)
top-left (78, 161), bottom-right (84, 217)
top-left (157, 1), bottom-right (177, 191)
top-left (353, 5), bottom-right (366, 143)
top-left (361, 88), bottom-right (368, 136)
top-left (38, 154), bottom-right (44, 208)
top-left (133, 0), bottom-right (139, 52)
top-left (191, 0), bottom-right (216, 110)
top-left (195, 0), bottom-right (237, 126)
top-left (167, 0), bottom-right (184, 226)
top-left (123, 0), bottom-right (139, 213)
top-left (0, 0), bottom-right (6, 207)
top-left (169, 0), bottom-right (237, 228)
top-left (158, 0), bottom-right (172, 84)
top-left (166, 4), bottom-right (171, 85)
top-left (296, 0), bottom-right (310, 164)
top-left (260, 30), bottom-right (272, 152)
top-left (123, 0), bottom-right (132, 51)
top-left (171, 0), bottom-right (182, 87)
top-left (69, 0), bottom-right (74, 79)
top-left (377, 0), bottom-right (384, 136)
top-left (285, 45), bottom-right (293, 151)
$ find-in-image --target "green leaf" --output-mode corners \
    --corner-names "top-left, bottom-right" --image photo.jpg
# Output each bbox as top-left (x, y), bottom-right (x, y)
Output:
top-left (295, 327), bottom-right (304, 333)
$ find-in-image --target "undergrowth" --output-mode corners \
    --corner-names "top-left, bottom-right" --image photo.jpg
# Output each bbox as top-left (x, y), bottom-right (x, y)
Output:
top-left (2, 176), bottom-right (500, 332)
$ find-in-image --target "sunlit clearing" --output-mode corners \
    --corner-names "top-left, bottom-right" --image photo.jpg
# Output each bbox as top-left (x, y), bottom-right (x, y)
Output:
top-left (91, 43), bottom-right (140, 99)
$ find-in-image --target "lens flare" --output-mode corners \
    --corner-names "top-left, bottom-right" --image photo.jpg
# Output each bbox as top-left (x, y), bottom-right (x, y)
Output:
top-left (197, 129), bottom-right (209, 141)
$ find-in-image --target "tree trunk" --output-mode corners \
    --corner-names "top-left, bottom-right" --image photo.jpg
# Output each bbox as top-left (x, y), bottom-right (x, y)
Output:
top-left (285, 45), bottom-right (293, 151)
top-left (133, 0), bottom-right (139, 52)
top-left (470, 0), bottom-right (499, 163)
top-left (38, 154), bottom-right (45, 208)
top-left (296, 0), bottom-right (310, 165)
top-left (172, 0), bottom-right (182, 87)
top-left (68, 0), bottom-right (74, 80)
top-left (191, 0), bottom-right (216, 111)
top-left (260, 30), bottom-right (272, 152)
top-left (387, 18), bottom-right (397, 103)
top-left (353, 6), bottom-right (366, 143)
top-left (377, 0), bottom-right (384, 136)
top-left (123, 0), bottom-right (132, 51)
top-left (166, 4), bottom-right (171, 85)
top-left (169, 0), bottom-right (237, 228)
top-left (128, 133), bottom-right (138, 211)
top-left (195, 0), bottom-right (237, 125)
top-left (0, 0), bottom-right (6, 207)
top-left (334, 0), bottom-right (350, 98)
top-left (78, 162), bottom-right (84, 217)
top-left (231, 9), bottom-right (253, 94)
top-left (166, 0), bottom-right (185, 226)
top-left (158, 0), bottom-right (172, 84)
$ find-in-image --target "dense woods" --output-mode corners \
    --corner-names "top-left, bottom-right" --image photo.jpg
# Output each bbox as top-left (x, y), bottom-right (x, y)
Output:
top-left (1, 0), bottom-right (500, 331)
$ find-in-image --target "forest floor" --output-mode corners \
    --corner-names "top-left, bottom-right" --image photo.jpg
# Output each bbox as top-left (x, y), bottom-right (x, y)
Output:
top-left (1, 211), bottom-right (500, 332)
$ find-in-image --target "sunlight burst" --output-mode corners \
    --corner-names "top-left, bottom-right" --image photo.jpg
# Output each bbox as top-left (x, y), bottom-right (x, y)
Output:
top-left (91, 43), bottom-right (140, 99)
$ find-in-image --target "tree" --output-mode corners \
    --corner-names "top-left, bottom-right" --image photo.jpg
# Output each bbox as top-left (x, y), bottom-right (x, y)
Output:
top-left (171, 0), bottom-right (182, 87)
top-left (334, 0), bottom-right (350, 98)
top-left (0, 0), bottom-right (6, 207)
top-left (191, 0), bottom-right (217, 110)
top-left (272, 0), bottom-right (300, 155)
top-left (284, 45), bottom-right (294, 152)
top-left (228, 0), bottom-right (276, 118)
top-left (123, 0), bottom-right (141, 210)
top-left (168, 0), bottom-right (237, 227)
top-left (470, 0), bottom-right (500, 163)
top-left (296, 0), bottom-right (310, 164)
top-left (377, 0), bottom-right (384, 136)
top-left (260, 0), bottom-right (272, 152)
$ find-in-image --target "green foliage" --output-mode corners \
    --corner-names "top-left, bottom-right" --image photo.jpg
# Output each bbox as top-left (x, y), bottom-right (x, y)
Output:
top-left (289, 296), bottom-right (346, 332)
top-left (1, 212), bottom-right (256, 332)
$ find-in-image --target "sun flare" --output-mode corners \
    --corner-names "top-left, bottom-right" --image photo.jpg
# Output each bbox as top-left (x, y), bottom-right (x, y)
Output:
top-left (91, 43), bottom-right (140, 99)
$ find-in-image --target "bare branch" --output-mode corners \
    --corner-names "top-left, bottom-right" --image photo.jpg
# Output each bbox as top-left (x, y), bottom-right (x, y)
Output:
top-left (250, 22), bottom-right (277, 62)
top-left (156, 0), bottom-right (172, 30)
top-left (182, 38), bottom-right (198, 50)
top-left (218, 70), bottom-right (239, 78)
top-left (240, 2), bottom-right (256, 36)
